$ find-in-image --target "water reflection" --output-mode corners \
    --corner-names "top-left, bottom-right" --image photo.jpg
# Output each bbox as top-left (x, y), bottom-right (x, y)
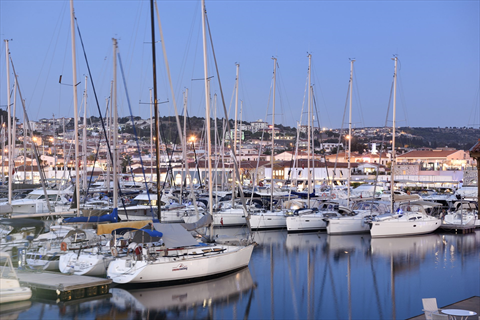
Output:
top-left (4, 230), bottom-right (479, 319)
top-left (110, 267), bottom-right (255, 319)
top-left (0, 300), bottom-right (31, 320)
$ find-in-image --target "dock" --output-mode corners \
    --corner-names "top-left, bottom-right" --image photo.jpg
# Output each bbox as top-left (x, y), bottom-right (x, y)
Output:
top-left (16, 270), bottom-right (112, 302)
top-left (408, 296), bottom-right (480, 320)
top-left (440, 224), bottom-right (476, 234)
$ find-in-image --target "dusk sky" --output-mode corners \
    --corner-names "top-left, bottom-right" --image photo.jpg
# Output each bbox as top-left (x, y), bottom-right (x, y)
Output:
top-left (1, 0), bottom-right (479, 130)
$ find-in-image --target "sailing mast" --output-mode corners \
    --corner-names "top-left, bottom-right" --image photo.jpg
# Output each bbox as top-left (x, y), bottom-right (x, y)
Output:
top-left (270, 57), bottom-right (277, 212)
top-left (150, 0), bottom-right (161, 220)
top-left (69, 0), bottom-right (81, 216)
top-left (5, 40), bottom-right (12, 205)
top-left (307, 54), bottom-right (311, 207)
top-left (232, 63), bottom-right (239, 207)
top-left (112, 38), bottom-right (119, 214)
top-left (347, 59), bottom-right (355, 207)
top-left (83, 76), bottom-right (88, 193)
top-left (390, 56), bottom-right (398, 214)
top-left (201, 0), bottom-right (214, 239)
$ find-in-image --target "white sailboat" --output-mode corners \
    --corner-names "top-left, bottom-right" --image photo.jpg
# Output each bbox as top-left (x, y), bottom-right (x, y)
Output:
top-left (369, 57), bottom-right (442, 238)
top-left (326, 200), bottom-right (389, 235)
top-left (250, 58), bottom-right (287, 230)
top-left (106, 0), bottom-right (254, 285)
top-left (107, 223), bottom-right (253, 284)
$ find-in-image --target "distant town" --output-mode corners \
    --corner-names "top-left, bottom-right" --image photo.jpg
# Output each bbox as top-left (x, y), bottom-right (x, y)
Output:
top-left (1, 111), bottom-right (479, 188)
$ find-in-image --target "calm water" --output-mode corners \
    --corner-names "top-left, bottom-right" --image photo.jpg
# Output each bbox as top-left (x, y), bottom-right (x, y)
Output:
top-left (3, 229), bottom-right (479, 319)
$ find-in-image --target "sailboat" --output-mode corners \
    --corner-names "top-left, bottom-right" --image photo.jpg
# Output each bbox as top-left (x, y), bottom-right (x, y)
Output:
top-left (286, 55), bottom-right (346, 232)
top-left (250, 58), bottom-right (287, 230)
top-left (368, 57), bottom-right (442, 238)
top-left (106, 0), bottom-right (254, 284)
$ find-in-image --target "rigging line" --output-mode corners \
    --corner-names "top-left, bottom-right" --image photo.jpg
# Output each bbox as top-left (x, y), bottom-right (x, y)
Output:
top-left (86, 96), bottom-right (110, 195)
top-left (74, 19), bottom-right (114, 173)
top-left (174, 3), bottom-right (198, 98)
top-left (370, 79), bottom-right (394, 208)
top-left (331, 83), bottom-right (350, 184)
top-left (205, 13), bottom-right (251, 230)
top-left (312, 90), bottom-right (330, 184)
top-left (9, 56), bottom-right (53, 212)
top-left (286, 74), bottom-right (308, 202)
top-left (352, 66), bottom-right (365, 127)
top-left (34, 1), bottom-right (68, 121)
top-left (74, 19), bottom-right (130, 212)
top-left (249, 75), bottom-right (273, 210)
top-left (397, 72), bottom-right (409, 127)
top-left (311, 58), bottom-right (333, 128)
top-left (118, 52), bottom-right (155, 219)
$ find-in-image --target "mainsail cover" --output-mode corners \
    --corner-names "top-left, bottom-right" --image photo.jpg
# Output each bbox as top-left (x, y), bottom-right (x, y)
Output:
top-left (152, 223), bottom-right (198, 249)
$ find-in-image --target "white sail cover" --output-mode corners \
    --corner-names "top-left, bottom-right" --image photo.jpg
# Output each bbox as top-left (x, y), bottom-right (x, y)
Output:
top-left (152, 223), bottom-right (199, 249)
top-left (181, 213), bottom-right (213, 231)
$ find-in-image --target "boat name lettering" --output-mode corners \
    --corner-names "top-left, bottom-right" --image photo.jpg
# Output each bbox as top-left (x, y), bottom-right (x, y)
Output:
top-left (172, 264), bottom-right (188, 271)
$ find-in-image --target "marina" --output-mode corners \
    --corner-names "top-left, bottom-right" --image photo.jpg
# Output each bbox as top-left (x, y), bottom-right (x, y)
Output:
top-left (0, 228), bottom-right (478, 319)
top-left (0, 0), bottom-right (479, 319)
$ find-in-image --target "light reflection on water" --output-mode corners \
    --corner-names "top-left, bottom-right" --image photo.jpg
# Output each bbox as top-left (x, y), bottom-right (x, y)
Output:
top-left (3, 229), bottom-right (479, 319)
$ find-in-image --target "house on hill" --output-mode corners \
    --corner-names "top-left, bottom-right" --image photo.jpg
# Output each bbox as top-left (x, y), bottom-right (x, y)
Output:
top-left (396, 148), bottom-right (474, 171)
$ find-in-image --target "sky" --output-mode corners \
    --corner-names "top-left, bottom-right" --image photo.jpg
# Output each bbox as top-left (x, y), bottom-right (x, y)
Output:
top-left (0, 0), bottom-right (479, 130)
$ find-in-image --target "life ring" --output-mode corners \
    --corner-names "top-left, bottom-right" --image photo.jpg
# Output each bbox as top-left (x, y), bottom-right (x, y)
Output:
top-left (332, 194), bottom-right (336, 199)
top-left (60, 242), bottom-right (68, 251)
top-left (110, 247), bottom-right (118, 257)
top-left (322, 193), bottom-right (326, 197)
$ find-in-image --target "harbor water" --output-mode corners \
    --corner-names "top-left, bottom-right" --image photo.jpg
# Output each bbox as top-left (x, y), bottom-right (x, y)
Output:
top-left (3, 228), bottom-right (479, 319)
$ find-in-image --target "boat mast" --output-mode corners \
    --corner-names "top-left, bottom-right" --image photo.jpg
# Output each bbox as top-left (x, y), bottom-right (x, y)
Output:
top-left (150, 89), bottom-right (153, 183)
top-left (113, 39), bottom-right (118, 212)
top-left (347, 59), bottom-right (355, 207)
top-left (391, 56), bottom-right (398, 214)
top-left (232, 63), bottom-right (239, 207)
top-left (69, 0), bottom-right (81, 216)
top-left (83, 76), bottom-right (88, 193)
top-left (5, 40), bottom-right (12, 205)
top-left (270, 57), bottom-right (277, 212)
top-left (201, 0), bottom-right (214, 239)
top-left (53, 114), bottom-right (57, 182)
top-left (11, 79), bottom-right (16, 187)
top-left (307, 54), bottom-right (311, 207)
top-left (150, 0), bottom-right (161, 220)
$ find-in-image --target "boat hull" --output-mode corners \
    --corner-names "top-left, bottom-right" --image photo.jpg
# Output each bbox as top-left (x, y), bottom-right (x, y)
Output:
top-left (0, 279), bottom-right (32, 304)
top-left (107, 244), bottom-right (254, 284)
top-left (370, 219), bottom-right (441, 238)
top-left (327, 218), bottom-right (370, 235)
top-left (286, 215), bottom-right (326, 232)
top-left (59, 252), bottom-right (114, 277)
top-left (250, 212), bottom-right (286, 230)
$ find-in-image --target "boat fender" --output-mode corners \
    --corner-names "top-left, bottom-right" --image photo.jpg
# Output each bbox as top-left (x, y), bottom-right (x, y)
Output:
top-left (110, 247), bottom-right (118, 257)
top-left (61, 242), bottom-right (68, 251)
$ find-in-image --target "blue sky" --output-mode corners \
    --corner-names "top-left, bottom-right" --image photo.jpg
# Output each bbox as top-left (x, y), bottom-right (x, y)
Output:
top-left (1, 0), bottom-right (479, 130)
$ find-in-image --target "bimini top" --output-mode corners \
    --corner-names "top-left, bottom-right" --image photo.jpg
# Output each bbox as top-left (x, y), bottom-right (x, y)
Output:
top-left (63, 208), bottom-right (119, 223)
top-left (0, 218), bottom-right (45, 237)
top-left (112, 227), bottom-right (163, 243)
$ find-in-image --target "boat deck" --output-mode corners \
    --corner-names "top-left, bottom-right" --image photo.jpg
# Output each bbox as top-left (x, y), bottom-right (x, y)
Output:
top-left (408, 296), bottom-right (480, 320)
top-left (16, 270), bottom-right (111, 301)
